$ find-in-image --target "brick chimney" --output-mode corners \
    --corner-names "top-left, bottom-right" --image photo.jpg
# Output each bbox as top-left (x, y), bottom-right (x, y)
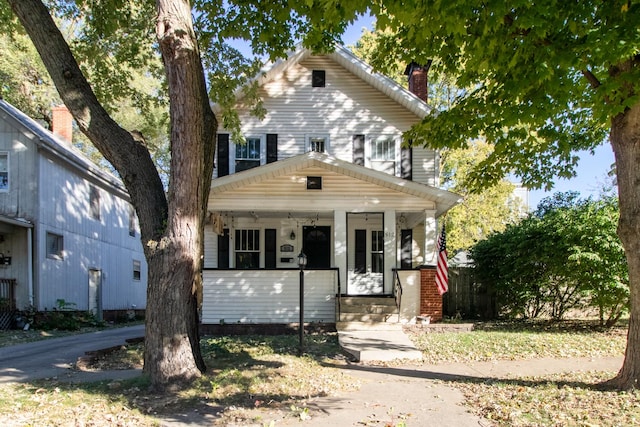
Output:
top-left (404, 60), bottom-right (432, 103)
top-left (51, 105), bottom-right (73, 145)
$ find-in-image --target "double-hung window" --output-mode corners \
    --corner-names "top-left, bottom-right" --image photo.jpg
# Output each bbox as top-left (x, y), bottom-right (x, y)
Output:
top-left (235, 137), bottom-right (262, 172)
top-left (0, 153), bottom-right (8, 191)
top-left (235, 229), bottom-right (260, 268)
top-left (370, 136), bottom-right (398, 175)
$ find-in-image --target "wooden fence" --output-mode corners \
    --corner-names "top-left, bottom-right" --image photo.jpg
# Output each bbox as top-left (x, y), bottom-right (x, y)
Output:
top-left (443, 267), bottom-right (497, 320)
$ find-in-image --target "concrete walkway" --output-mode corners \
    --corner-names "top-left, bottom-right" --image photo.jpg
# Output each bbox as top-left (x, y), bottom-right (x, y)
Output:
top-left (337, 321), bottom-right (424, 362)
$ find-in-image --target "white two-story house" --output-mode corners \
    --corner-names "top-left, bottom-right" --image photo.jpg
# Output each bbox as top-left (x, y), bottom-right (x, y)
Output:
top-left (201, 45), bottom-right (460, 328)
top-left (0, 100), bottom-right (147, 327)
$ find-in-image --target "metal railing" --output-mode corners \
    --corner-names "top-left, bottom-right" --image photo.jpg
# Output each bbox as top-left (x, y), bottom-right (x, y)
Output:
top-left (0, 278), bottom-right (16, 330)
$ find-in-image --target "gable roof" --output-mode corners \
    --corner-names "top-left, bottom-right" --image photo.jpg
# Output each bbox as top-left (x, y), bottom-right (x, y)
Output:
top-left (0, 99), bottom-right (128, 198)
top-left (223, 44), bottom-right (431, 119)
top-left (210, 151), bottom-right (460, 217)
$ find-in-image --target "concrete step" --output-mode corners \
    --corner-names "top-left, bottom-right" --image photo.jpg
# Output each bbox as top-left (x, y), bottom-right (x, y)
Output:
top-left (340, 303), bottom-right (398, 314)
top-left (339, 313), bottom-right (399, 322)
top-left (340, 296), bottom-right (396, 306)
top-left (337, 326), bottom-right (423, 362)
top-left (337, 321), bottom-right (403, 332)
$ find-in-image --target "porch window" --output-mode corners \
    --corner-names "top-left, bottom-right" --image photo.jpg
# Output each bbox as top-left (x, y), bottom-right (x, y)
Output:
top-left (370, 136), bottom-right (398, 175)
top-left (0, 152), bottom-right (8, 191)
top-left (235, 229), bottom-right (260, 268)
top-left (235, 137), bottom-right (261, 172)
top-left (371, 230), bottom-right (384, 273)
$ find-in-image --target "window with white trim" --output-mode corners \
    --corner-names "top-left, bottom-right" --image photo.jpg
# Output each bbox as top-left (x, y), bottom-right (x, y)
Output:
top-left (369, 136), bottom-right (399, 175)
top-left (0, 153), bottom-right (8, 191)
top-left (235, 229), bottom-right (260, 268)
top-left (305, 134), bottom-right (330, 153)
top-left (235, 137), bottom-right (262, 172)
top-left (371, 230), bottom-right (384, 273)
top-left (133, 259), bottom-right (141, 280)
top-left (46, 232), bottom-right (64, 260)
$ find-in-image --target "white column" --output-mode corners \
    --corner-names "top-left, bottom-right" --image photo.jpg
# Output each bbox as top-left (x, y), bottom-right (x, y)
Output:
top-left (423, 209), bottom-right (437, 266)
top-left (384, 210), bottom-right (396, 294)
top-left (333, 210), bottom-right (347, 295)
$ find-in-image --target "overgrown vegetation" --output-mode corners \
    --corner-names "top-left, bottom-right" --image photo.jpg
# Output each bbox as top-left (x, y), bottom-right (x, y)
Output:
top-left (472, 192), bottom-right (627, 325)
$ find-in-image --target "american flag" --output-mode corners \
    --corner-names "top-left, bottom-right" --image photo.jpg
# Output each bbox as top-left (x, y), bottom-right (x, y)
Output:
top-left (435, 223), bottom-right (448, 295)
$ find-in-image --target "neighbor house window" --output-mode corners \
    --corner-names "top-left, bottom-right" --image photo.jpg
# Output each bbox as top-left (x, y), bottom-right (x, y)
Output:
top-left (133, 260), bottom-right (141, 280)
top-left (370, 136), bottom-right (398, 175)
top-left (90, 185), bottom-right (100, 220)
top-left (235, 229), bottom-right (260, 268)
top-left (235, 137), bottom-right (262, 172)
top-left (46, 232), bottom-right (64, 260)
top-left (306, 134), bottom-right (329, 153)
top-left (371, 230), bottom-right (384, 273)
top-left (0, 153), bottom-right (8, 191)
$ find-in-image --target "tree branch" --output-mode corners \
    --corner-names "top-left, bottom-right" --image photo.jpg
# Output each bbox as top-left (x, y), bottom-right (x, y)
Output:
top-left (582, 69), bottom-right (601, 89)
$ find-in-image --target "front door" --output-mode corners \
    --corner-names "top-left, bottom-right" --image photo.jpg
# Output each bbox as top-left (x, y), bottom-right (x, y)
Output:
top-left (347, 214), bottom-right (384, 295)
top-left (303, 226), bottom-right (331, 269)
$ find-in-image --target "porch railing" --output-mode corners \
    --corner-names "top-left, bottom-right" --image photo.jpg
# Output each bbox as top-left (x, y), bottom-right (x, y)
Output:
top-left (0, 278), bottom-right (17, 330)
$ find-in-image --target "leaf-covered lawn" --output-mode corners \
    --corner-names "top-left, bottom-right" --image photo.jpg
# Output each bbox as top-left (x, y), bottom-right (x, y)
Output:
top-left (406, 320), bottom-right (627, 364)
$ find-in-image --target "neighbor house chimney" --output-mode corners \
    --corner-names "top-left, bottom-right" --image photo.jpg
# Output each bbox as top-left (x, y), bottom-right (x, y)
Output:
top-left (404, 60), bottom-right (432, 103)
top-left (51, 105), bottom-right (73, 145)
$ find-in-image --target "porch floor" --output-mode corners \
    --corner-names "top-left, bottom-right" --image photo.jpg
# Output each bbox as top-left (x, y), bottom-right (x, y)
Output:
top-left (336, 322), bottom-right (423, 362)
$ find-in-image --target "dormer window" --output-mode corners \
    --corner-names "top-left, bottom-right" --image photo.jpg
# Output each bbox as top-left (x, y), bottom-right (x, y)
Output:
top-left (312, 70), bottom-right (326, 87)
top-left (368, 136), bottom-right (400, 176)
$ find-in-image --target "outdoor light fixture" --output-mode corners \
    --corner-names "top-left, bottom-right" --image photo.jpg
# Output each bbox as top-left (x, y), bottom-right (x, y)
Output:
top-left (298, 251), bottom-right (307, 355)
top-left (290, 230), bottom-right (296, 240)
top-left (297, 251), bottom-right (307, 269)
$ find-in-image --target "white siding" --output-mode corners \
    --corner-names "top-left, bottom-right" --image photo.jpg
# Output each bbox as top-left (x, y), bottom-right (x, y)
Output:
top-left (36, 155), bottom-right (146, 311)
top-left (202, 269), bottom-right (336, 323)
top-left (216, 54), bottom-right (437, 184)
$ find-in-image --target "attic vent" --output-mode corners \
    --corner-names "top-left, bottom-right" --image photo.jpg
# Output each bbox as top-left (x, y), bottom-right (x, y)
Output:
top-left (306, 176), bottom-right (322, 190)
top-left (312, 70), bottom-right (326, 87)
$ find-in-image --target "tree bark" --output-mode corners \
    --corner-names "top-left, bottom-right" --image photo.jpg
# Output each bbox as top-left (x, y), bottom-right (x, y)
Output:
top-left (8, 0), bottom-right (216, 390)
top-left (609, 96), bottom-right (640, 390)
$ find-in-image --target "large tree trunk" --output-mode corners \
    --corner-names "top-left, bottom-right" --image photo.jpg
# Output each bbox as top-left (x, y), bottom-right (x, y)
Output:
top-left (145, 0), bottom-right (217, 388)
top-left (9, 0), bottom-right (216, 390)
top-left (609, 95), bottom-right (640, 390)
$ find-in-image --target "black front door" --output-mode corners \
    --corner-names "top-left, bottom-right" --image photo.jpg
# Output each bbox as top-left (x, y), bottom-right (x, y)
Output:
top-left (303, 226), bottom-right (331, 269)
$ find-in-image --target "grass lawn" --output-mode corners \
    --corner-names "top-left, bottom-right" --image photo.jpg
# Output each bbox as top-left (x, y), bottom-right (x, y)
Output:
top-left (0, 319), bottom-right (637, 426)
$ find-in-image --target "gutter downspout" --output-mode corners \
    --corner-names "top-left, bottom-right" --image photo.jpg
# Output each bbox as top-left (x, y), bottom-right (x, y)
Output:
top-left (27, 227), bottom-right (34, 307)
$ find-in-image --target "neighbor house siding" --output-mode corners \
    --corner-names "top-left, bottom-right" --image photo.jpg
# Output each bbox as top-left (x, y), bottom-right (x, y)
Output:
top-left (35, 153), bottom-right (146, 311)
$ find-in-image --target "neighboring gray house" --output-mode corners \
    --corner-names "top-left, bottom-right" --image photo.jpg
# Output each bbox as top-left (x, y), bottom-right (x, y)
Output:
top-left (201, 45), bottom-right (460, 327)
top-left (0, 100), bottom-right (147, 326)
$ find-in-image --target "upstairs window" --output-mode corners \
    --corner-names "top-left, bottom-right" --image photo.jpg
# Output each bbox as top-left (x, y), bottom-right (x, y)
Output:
top-left (133, 260), bottom-right (141, 280)
top-left (0, 153), bottom-right (8, 191)
top-left (370, 136), bottom-right (398, 175)
top-left (306, 134), bottom-right (330, 154)
top-left (235, 137), bottom-right (262, 172)
top-left (90, 186), bottom-right (100, 221)
top-left (235, 229), bottom-right (260, 268)
top-left (46, 232), bottom-right (64, 260)
top-left (128, 205), bottom-right (136, 237)
top-left (312, 70), bottom-right (326, 87)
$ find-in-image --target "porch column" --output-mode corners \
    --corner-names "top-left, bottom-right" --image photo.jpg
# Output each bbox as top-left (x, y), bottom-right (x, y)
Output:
top-left (334, 210), bottom-right (347, 295)
top-left (384, 210), bottom-right (396, 294)
top-left (423, 209), bottom-right (437, 266)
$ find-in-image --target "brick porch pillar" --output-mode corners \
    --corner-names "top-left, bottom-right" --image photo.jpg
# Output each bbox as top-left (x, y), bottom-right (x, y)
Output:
top-left (420, 266), bottom-right (443, 322)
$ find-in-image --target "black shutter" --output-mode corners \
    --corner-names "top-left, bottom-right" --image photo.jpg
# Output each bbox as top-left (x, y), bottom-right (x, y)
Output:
top-left (353, 134), bottom-right (365, 166)
top-left (354, 229), bottom-right (366, 273)
top-left (265, 229), bottom-right (277, 269)
top-left (401, 146), bottom-right (413, 180)
top-left (217, 133), bottom-right (229, 177)
top-left (267, 134), bottom-right (278, 163)
top-left (401, 229), bottom-right (413, 269)
top-left (217, 228), bottom-right (229, 268)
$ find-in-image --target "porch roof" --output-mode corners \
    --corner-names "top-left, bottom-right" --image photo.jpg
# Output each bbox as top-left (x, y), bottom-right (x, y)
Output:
top-left (209, 152), bottom-right (461, 217)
